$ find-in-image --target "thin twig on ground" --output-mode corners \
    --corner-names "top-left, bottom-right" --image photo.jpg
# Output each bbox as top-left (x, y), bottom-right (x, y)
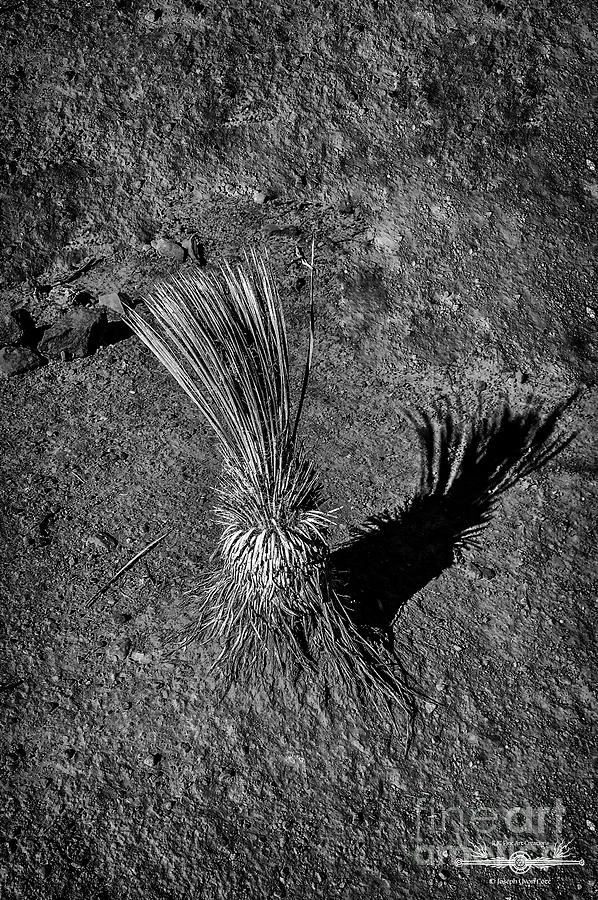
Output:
top-left (86, 530), bottom-right (171, 608)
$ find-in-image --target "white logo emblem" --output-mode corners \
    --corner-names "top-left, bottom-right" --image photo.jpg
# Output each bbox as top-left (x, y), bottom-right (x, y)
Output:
top-left (455, 841), bottom-right (585, 874)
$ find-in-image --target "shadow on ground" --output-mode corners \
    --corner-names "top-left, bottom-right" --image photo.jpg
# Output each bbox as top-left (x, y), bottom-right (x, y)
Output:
top-left (331, 395), bottom-right (578, 648)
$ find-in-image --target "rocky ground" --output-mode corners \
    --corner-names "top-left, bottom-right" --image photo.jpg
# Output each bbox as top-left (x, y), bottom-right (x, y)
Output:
top-left (1, 1), bottom-right (597, 898)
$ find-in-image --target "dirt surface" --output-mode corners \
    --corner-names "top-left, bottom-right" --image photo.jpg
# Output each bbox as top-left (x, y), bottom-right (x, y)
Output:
top-left (1, 1), bottom-right (597, 898)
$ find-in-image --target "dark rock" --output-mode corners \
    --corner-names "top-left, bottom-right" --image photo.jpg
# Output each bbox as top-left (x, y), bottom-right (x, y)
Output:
top-left (37, 307), bottom-right (107, 359)
top-left (264, 224), bottom-right (301, 238)
top-left (0, 346), bottom-right (46, 376)
top-left (0, 308), bottom-right (36, 347)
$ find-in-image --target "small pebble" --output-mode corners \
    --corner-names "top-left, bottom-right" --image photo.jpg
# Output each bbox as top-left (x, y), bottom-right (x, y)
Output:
top-left (151, 237), bottom-right (186, 261)
top-left (87, 532), bottom-right (118, 552)
top-left (47, 284), bottom-right (76, 308)
top-left (252, 188), bottom-right (276, 205)
top-left (98, 292), bottom-right (124, 314)
top-left (143, 752), bottom-right (162, 767)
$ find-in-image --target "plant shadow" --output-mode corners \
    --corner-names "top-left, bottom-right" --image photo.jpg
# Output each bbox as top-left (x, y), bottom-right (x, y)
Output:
top-left (330, 394), bottom-right (578, 646)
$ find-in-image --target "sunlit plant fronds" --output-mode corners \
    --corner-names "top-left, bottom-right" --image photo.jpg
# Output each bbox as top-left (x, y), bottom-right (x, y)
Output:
top-left (124, 251), bottom-right (414, 718)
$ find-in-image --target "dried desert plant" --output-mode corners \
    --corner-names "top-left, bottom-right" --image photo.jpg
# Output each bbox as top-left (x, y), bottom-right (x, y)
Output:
top-left (124, 249), bottom-right (413, 718)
